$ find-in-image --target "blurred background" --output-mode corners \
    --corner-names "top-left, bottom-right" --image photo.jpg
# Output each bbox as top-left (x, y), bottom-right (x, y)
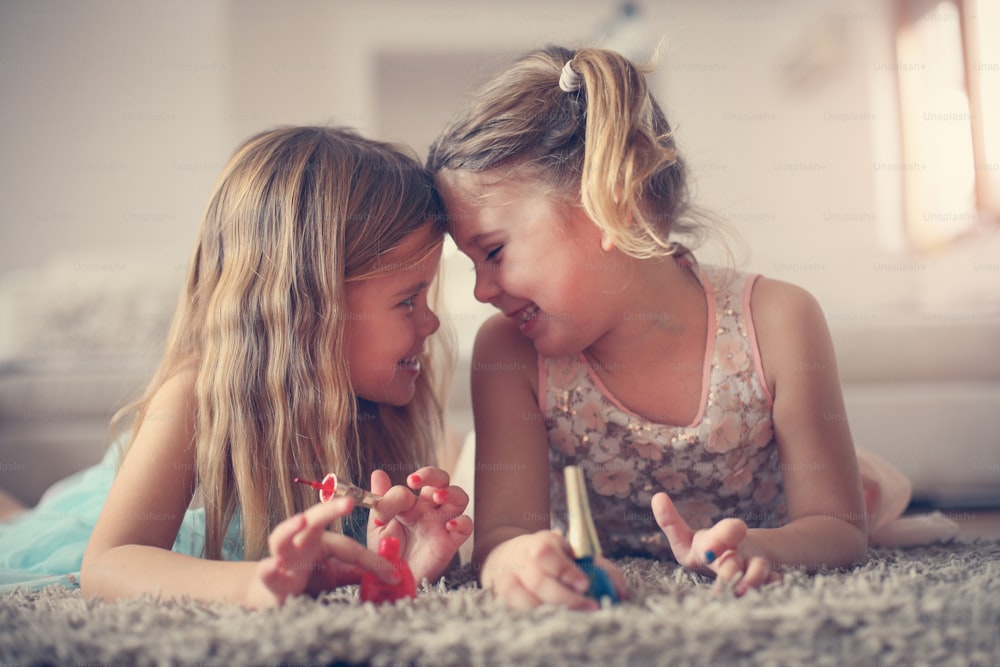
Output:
top-left (1, 0), bottom-right (998, 511)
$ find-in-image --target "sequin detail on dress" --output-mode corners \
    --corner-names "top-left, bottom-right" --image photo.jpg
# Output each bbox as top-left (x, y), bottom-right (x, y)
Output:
top-left (543, 267), bottom-right (787, 559)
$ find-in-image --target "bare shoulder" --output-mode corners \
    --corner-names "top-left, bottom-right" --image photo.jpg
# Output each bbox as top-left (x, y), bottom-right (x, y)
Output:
top-left (748, 277), bottom-right (837, 389)
top-left (750, 277), bottom-right (826, 329)
top-left (146, 366), bottom-right (198, 430)
top-left (125, 366), bottom-right (199, 465)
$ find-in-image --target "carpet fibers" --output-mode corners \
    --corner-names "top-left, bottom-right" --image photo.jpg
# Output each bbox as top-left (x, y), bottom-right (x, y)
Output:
top-left (1, 539), bottom-right (997, 666)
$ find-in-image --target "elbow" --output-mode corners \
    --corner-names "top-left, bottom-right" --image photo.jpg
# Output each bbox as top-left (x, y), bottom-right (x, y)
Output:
top-left (79, 543), bottom-right (111, 601)
top-left (78, 552), bottom-right (99, 600)
top-left (850, 529), bottom-right (869, 566)
top-left (842, 519), bottom-right (870, 567)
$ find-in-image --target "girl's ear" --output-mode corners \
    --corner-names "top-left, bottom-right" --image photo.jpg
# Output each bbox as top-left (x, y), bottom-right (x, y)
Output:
top-left (600, 230), bottom-right (617, 252)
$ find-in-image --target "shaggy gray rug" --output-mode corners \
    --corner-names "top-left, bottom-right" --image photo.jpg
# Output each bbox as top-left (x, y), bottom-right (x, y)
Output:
top-left (2, 540), bottom-right (998, 666)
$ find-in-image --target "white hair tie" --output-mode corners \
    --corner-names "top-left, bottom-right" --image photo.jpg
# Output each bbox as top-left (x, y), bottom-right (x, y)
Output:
top-left (559, 61), bottom-right (582, 92)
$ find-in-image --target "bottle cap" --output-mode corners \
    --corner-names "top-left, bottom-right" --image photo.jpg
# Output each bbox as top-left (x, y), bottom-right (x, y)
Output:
top-left (378, 536), bottom-right (401, 559)
top-left (564, 465), bottom-right (604, 559)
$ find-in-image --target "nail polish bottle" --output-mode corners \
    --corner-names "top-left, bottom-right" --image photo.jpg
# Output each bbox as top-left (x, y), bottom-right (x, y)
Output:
top-left (360, 536), bottom-right (417, 604)
top-left (564, 465), bottom-right (619, 605)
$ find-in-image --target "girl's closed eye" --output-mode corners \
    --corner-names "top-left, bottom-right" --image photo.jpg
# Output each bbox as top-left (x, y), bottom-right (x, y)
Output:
top-left (399, 294), bottom-right (418, 312)
top-left (484, 245), bottom-right (503, 263)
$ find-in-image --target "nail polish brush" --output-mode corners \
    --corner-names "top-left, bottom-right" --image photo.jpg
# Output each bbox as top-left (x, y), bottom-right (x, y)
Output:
top-left (293, 473), bottom-right (383, 509)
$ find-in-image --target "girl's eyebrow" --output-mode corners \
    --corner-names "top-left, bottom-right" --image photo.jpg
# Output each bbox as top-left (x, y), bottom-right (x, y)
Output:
top-left (469, 231), bottom-right (501, 248)
top-left (393, 279), bottom-right (429, 299)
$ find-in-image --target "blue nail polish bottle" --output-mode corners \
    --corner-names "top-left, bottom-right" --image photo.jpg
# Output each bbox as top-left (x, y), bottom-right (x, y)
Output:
top-left (564, 465), bottom-right (619, 605)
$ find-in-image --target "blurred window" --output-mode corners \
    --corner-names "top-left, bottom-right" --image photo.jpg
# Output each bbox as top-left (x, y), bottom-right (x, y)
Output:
top-left (895, 0), bottom-right (999, 249)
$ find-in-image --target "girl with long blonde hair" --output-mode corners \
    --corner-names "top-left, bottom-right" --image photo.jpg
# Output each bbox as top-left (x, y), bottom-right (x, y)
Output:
top-left (2, 126), bottom-right (471, 607)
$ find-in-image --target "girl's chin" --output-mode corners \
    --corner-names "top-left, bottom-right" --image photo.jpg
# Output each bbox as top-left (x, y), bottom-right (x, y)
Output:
top-left (380, 377), bottom-right (419, 407)
top-left (530, 332), bottom-right (584, 360)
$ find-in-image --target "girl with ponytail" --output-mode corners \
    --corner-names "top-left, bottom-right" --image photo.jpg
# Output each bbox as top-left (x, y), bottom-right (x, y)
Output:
top-left (428, 46), bottom-right (954, 609)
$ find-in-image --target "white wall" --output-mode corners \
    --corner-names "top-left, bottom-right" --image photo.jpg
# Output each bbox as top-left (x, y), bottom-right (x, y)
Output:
top-left (0, 1), bottom-right (230, 275)
top-left (3, 0), bottom-right (998, 357)
top-left (4, 0), bottom-right (992, 319)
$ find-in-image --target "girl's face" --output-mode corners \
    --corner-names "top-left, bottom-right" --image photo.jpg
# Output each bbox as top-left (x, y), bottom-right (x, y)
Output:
top-left (344, 226), bottom-right (443, 406)
top-left (439, 170), bottom-right (623, 358)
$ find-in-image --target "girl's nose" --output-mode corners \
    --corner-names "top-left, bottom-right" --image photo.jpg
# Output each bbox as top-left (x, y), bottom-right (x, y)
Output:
top-left (420, 305), bottom-right (441, 337)
top-left (473, 267), bottom-right (501, 305)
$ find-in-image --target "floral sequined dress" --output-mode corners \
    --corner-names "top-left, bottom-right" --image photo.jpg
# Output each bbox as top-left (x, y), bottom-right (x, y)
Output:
top-left (542, 265), bottom-right (788, 559)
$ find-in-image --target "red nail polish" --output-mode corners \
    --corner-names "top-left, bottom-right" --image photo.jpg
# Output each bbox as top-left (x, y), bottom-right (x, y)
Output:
top-left (372, 518), bottom-right (386, 527)
top-left (435, 489), bottom-right (449, 502)
top-left (293, 474), bottom-right (337, 502)
top-left (447, 519), bottom-right (458, 529)
top-left (408, 474), bottom-right (422, 486)
top-left (360, 537), bottom-right (416, 604)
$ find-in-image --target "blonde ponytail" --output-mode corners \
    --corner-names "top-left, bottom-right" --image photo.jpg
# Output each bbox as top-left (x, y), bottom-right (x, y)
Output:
top-left (428, 45), bottom-right (706, 258)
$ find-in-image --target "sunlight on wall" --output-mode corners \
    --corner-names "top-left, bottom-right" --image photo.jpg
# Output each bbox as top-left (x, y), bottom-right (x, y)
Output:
top-left (896, 0), bottom-right (977, 250)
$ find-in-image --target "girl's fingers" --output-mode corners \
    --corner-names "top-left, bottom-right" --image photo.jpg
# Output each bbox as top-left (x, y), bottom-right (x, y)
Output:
top-left (302, 496), bottom-right (356, 525)
top-left (406, 466), bottom-right (450, 490)
top-left (735, 556), bottom-right (771, 595)
top-left (256, 556), bottom-right (285, 587)
top-left (294, 497), bottom-right (355, 545)
top-left (268, 497), bottom-right (354, 564)
top-left (374, 482), bottom-right (469, 526)
top-left (595, 556), bottom-right (631, 601)
top-left (498, 543), bottom-right (598, 611)
top-left (268, 513), bottom-right (308, 557)
top-left (525, 569), bottom-right (599, 611)
top-left (697, 518), bottom-right (748, 559)
top-left (530, 534), bottom-right (591, 595)
top-left (433, 484), bottom-right (470, 513)
top-left (370, 484), bottom-right (418, 524)
top-left (651, 492), bottom-right (696, 563)
top-left (370, 469), bottom-right (393, 496)
top-left (445, 515), bottom-right (474, 541)
top-left (496, 579), bottom-right (544, 610)
top-left (319, 533), bottom-right (400, 585)
top-left (710, 549), bottom-right (744, 590)
top-left (320, 561), bottom-right (366, 588)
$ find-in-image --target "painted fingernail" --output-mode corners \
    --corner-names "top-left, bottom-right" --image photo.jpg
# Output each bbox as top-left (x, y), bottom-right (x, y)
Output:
top-left (434, 489), bottom-right (449, 502)
top-left (447, 519), bottom-right (458, 529)
top-left (373, 518), bottom-right (386, 527)
top-left (705, 550), bottom-right (716, 564)
top-left (408, 474), bottom-right (422, 486)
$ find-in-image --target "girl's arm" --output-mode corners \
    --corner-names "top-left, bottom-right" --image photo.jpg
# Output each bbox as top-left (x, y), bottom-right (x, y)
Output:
top-left (749, 277), bottom-right (868, 567)
top-left (81, 371), bottom-right (392, 607)
top-left (80, 369), bottom-right (243, 602)
top-left (654, 278), bottom-right (867, 591)
top-left (469, 315), bottom-right (610, 609)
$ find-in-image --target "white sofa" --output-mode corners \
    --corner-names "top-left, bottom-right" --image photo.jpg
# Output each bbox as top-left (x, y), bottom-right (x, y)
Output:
top-left (0, 254), bottom-right (175, 506)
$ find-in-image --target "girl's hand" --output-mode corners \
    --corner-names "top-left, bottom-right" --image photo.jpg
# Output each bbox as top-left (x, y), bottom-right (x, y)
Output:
top-left (481, 531), bottom-right (628, 611)
top-left (248, 497), bottom-right (401, 608)
top-left (367, 467), bottom-right (473, 584)
top-left (651, 492), bottom-right (780, 596)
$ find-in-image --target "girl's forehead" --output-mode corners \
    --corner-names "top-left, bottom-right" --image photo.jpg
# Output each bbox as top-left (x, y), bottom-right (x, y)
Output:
top-left (437, 168), bottom-right (545, 204)
top-left (383, 225), bottom-right (443, 265)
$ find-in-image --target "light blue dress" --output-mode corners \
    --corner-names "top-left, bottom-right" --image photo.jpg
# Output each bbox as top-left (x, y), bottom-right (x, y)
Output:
top-left (0, 441), bottom-right (244, 593)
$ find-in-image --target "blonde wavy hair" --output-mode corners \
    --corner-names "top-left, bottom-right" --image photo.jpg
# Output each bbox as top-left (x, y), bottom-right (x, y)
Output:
top-left (427, 45), bottom-right (709, 259)
top-left (113, 126), bottom-right (450, 560)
